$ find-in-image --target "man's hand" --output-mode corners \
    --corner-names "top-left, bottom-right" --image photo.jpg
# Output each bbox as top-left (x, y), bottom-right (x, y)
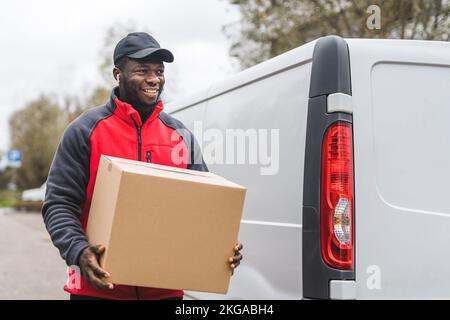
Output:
top-left (229, 241), bottom-right (243, 276)
top-left (79, 244), bottom-right (114, 290)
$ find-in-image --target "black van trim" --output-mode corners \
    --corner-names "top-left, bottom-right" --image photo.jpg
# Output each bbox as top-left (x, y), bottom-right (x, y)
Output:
top-left (302, 35), bottom-right (354, 299)
top-left (309, 35), bottom-right (352, 98)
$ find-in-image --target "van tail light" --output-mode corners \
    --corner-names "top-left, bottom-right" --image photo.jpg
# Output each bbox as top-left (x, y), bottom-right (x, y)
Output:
top-left (320, 121), bottom-right (354, 270)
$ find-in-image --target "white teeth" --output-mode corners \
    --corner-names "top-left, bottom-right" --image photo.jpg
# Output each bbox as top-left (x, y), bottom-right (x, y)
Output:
top-left (144, 89), bottom-right (158, 93)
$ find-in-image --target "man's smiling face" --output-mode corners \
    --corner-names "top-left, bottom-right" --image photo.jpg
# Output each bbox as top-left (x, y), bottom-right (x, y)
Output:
top-left (115, 58), bottom-right (165, 109)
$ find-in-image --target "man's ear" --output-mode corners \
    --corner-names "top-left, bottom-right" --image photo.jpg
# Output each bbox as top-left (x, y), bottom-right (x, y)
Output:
top-left (113, 67), bottom-right (121, 82)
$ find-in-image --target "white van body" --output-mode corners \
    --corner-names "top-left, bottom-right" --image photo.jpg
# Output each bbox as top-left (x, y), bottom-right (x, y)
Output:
top-left (166, 36), bottom-right (450, 299)
top-left (21, 183), bottom-right (46, 202)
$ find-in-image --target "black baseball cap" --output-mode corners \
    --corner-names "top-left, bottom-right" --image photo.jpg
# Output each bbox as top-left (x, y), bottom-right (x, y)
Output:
top-left (113, 32), bottom-right (174, 65)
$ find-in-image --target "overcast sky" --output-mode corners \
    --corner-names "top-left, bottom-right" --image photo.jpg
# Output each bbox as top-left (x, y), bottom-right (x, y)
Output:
top-left (0, 0), bottom-right (240, 150)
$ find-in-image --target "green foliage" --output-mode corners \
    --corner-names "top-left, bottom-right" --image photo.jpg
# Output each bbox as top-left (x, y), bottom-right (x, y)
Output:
top-left (4, 22), bottom-right (175, 192)
top-left (6, 87), bottom-right (111, 190)
top-left (5, 25), bottom-right (136, 190)
top-left (8, 95), bottom-right (65, 189)
top-left (0, 189), bottom-right (20, 208)
top-left (227, 0), bottom-right (450, 68)
top-left (0, 169), bottom-right (13, 189)
top-left (66, 87), bottom-right (111, 122)
top-left (86, 86), bottom-right (111, 107)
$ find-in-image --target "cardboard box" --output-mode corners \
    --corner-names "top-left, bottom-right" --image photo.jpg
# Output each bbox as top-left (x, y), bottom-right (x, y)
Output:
top-left (86, 155), bottom-right (246, 294)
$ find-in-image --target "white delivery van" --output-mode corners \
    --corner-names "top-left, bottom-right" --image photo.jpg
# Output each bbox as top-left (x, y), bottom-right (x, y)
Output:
top-left (166, 36), bottom-right (450, 299)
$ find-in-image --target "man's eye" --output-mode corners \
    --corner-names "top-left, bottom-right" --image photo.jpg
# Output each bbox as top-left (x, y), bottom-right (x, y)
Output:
top-left (157, 70), bottom-right (164, 76)
top-left (136, 69), bottom-right (147, 74)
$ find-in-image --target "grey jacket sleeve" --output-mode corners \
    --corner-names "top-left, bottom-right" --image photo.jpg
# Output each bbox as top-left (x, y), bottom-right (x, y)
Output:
top-left (42, 122), bottom-right (90, 267)
top-left (187, 131), bottom-right (208, 172)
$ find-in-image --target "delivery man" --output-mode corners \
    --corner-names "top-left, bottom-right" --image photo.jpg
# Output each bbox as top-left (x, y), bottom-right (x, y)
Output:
top-left (42, 32), bottom-right (243, 300)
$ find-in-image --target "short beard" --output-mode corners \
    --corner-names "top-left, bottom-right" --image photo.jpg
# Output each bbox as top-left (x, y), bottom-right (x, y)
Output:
top-left (121, 77), bottom-right (163, 112)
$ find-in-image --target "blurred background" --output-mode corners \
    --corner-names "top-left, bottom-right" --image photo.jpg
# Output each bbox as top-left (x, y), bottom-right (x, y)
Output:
top-left (0, 0), bottom-right (448, 299)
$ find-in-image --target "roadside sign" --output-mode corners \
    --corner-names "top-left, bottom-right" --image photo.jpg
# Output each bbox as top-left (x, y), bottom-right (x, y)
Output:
top-left (7, 149), bottom-right (22, 168)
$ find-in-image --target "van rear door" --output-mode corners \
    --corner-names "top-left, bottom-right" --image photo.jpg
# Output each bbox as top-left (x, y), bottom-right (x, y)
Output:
top-left (348, 39), bottom-right (450, 299)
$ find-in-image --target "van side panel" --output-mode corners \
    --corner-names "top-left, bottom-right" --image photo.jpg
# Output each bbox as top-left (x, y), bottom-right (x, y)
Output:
top-left (168, 101), bottom-right (208, 133)
top-left (171, 43), bottom-right (314, 298)
top-left (348, 39), bottom-right (450, 299)
top-left (202, 63), bottom-right (311, 299)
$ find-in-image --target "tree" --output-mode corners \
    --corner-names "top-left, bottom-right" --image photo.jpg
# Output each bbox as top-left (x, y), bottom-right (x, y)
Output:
top-left (8, 95), bottom-right (65, 189)
top-left (63, 86), bottom-right (111, 122)
top-left (0, 169), bottom-right (13, 189)
top-left (226, 0), bottom-right (450, 68)
top-left (6, 23), bottom-right (172, 190)
top-left (86, 86), bottom-right (111, 107)
top-left (98, 22), bottom-right (145, 87)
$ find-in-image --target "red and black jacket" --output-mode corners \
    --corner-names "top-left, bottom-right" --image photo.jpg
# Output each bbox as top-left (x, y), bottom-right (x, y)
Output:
top-left (42, 88), bottom-right (207, 300)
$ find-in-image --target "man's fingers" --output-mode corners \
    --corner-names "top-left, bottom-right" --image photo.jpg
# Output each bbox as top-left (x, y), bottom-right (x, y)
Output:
top-left (230, 253), bottom-right (243, 263)
top-left (85, 268), bottom-right (113, 290)
top-left (229, 252), bottom-right (242, 269)
top-left (88, 260), bottom-right (111, 278)
top-left (228, 246), bottom-right (243, 275)
top-left (91, 244), bottom-right (106, 255)
top-left (83, 245), bottom-right (113, 290)
top-left (231, 262), bottom-right (238, 276)
top-left (86, 258), bottom-right (113, 289)
top-left (85, 246), bottom-right (110, 278)
top-left (228, 253), bottom-right (243, 263)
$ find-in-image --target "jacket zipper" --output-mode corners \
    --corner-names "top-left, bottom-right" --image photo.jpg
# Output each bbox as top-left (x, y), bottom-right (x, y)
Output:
top-left (137, 127), bottom-right (142, 161)
top-left (146, 151), bottom-right (152, 163)
top-left (131, 118), bottom-right (142, 161)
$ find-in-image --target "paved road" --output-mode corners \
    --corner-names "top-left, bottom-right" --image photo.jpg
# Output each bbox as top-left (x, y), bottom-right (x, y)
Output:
top-left (0, 208), bottom-right (68, 300)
